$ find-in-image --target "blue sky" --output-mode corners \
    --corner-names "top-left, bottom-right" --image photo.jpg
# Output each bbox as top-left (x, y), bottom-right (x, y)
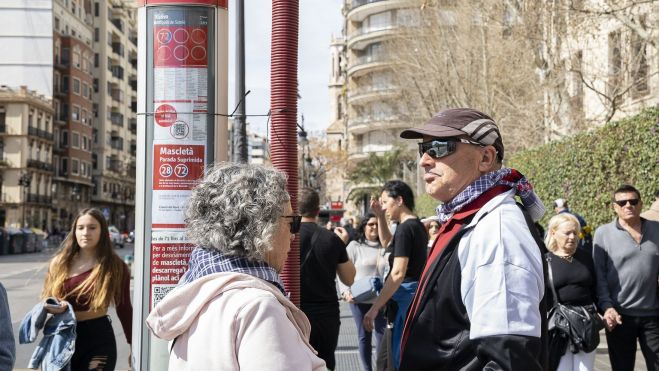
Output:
top-left (227, 1), bottom-right (344, 136)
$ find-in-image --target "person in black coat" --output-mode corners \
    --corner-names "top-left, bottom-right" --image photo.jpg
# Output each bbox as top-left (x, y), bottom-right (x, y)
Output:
top-left (545, 213), bottom-right (600, 371)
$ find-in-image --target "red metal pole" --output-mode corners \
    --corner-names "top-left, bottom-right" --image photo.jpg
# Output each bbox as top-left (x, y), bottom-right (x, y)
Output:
top-left (270, 0), bottom-right (300, 306)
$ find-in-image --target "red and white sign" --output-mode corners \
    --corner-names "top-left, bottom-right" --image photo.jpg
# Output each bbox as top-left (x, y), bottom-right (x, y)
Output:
top-left (154, 104), bottom-right (177, 127)
top-left (150, 242), bottom-right (195, 308)
top-left (153, 144), bottom-right (205, 190)
top-left (154, 26), bottom-right (208, 67)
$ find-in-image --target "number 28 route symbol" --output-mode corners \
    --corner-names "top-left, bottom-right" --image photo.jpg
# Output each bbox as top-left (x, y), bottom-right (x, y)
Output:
top-left (159, 163), bottom-right (173, 178)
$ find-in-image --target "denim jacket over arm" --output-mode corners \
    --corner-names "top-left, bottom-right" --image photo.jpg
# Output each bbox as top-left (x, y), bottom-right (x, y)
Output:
top-left (0, 283), bottom-right (15, 370)
top-left (19, 298), bottom-right (76, 371)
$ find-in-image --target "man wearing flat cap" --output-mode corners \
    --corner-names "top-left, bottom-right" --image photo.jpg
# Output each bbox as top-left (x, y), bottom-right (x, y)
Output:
top-left (397, 108), bottom-right (549, 370)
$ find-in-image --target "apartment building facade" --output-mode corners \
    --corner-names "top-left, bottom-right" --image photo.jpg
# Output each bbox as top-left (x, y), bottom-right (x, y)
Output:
top-left (0, 87), bottom-right (55, 229)
top-left (561, 3), bottom-right (658, 134)
top-left (51, 0), bottom-right (95, 231)
top-left (91, 0), bottom-right (137, 233)
top-left (326, 0), bottom-right (418, 210)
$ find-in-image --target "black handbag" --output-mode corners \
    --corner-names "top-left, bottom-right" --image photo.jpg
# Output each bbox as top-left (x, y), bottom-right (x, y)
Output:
top-left (546, 255), bottom-right (604, 353)
top-left (350, 276), bottom-right (383, 303)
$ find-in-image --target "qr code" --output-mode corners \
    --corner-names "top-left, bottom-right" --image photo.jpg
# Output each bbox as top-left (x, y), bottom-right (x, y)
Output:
top-left (171, 122), bottom-right (188, 139)
top-left (152, 285), bottom-right (175, 306)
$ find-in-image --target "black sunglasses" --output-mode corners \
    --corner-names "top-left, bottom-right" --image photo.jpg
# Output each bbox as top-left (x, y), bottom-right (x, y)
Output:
top-left (282, 215), bottom-right (302, 233)
top-left (418, 138), bottom-right (484, 159)
top-left (614, 199), bottom-right (639, 207)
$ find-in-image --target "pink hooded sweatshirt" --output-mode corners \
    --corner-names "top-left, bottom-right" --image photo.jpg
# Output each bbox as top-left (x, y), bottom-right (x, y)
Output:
top-left (146, 272), bottom-right (326, 370)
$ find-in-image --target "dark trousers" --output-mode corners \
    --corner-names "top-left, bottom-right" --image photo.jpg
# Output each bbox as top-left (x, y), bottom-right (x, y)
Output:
top-left (70, 316), bottom-right (117, 371)
top-left (350, 303), bottom-right (386, 371)
top-left (605, 314), bottom-right (659, 371)
top-left (308, 313), bottom-right (340, 370)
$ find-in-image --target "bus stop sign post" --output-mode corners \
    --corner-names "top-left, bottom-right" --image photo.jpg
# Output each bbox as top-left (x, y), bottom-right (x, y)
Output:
top-left (134, 1), bottom-right (228, 369)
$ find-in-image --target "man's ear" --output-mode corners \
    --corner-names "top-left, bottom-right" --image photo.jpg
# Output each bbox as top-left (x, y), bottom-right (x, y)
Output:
top-left (478, 146), bottom-right (498, 172)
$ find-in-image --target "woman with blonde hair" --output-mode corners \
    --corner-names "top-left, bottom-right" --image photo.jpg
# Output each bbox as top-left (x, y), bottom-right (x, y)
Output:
top-left (545, 213), bottom-right (600, 371)
top-left (42, 208), bottom-right (132, 370)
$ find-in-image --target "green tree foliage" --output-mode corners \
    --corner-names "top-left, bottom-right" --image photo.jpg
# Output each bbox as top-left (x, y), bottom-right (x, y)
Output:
top-left (415, 193), bottom-right (438, 218)
top-left (508, 108), bottom-right (659, 228)
top-left (346, 148), bottom-right (413, 204)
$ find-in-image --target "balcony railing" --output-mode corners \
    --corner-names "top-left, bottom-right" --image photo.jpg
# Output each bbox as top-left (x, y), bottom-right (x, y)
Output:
top-left (347, 85), bottom-right (395, 99)
top-left (353, 24), bottom-right (398, 37)
top-left (110, 112), bottom-right (124, 127)
top-left (110, 138), bottom-right (124, 150)
top-left (129, 118), bottom-right (137, 134)
top-left (351, 0), bottom-right (387, 10)
top-left (27, 193), bottom-right (52, 205)
top-left (112, 42), bottom-right (125, 57)
top-left (111, 66), bottom-right (124, 80)
top-left (111, 89), bottom-right (124, 103)
top-left (27, 159), bottom-right (54, 172)
top-left (109, 159), bottom-right (123, 173)
top-left (28, 127), bottom-right (54, 141)
top-left (111, 19), bottom-right (124, 33)
top-left (349, 114), bottom-right (401, 127)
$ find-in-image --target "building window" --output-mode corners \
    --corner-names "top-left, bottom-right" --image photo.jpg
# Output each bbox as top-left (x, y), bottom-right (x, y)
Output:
top-left (82, 82), bottom-right (89, 99)
top-left (61, 130), bottom-right (69, 147)
top-left (608, 30), bottom-right (622, 96)
top-left (61, 48), bottom-right (70, 65)
top-left (71, 159), bottom-right (79, 175)
top-left (73, 78), bottom-right (81, 95)
top-left (61, 158), bottom-right (68, 175)
top-left (92, 153), bottom-right (98, 169)
top-left (631, 22), bottom-right (649, 97)
top-left (61, 75), bottom-right (69, 93)
top-left (54, 72), bottom-right (60, 93)
top-left (72, 105), bottom-right (80, 121)
top-left (94, 2), bottom-right (99, 17)
top-left (94, 28), bottom-right (99, 42)
top-left (94, 53), bottom-right (99, 68)
top-left (72, 51), bottom-right (81, 69)
top-left (81, 109), bottom-right (88, 125)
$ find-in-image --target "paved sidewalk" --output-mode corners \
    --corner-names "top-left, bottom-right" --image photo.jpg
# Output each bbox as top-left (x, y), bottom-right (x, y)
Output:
top-left (335, 301), bottom-right (647, 371)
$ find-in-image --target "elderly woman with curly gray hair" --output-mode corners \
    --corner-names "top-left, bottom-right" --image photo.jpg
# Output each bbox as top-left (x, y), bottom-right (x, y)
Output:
top-left (147, 163), bottom-right (326, 370)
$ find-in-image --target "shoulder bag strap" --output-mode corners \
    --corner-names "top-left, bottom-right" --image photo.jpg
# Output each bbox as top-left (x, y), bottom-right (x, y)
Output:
top-left (301, 227), bottom-right (321, 269)
top-left (545, 255), bottom-right (560, 305)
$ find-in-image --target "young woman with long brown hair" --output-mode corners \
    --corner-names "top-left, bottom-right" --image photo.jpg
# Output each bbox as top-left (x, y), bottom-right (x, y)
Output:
top-left (42, 208), bottom-right (132, 370)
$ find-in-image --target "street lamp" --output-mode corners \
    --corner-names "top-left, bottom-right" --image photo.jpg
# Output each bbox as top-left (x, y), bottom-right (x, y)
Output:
top-left (297, 119), bottom-right (309, 188)
top-left (18, 172), bottom-right (32, 228)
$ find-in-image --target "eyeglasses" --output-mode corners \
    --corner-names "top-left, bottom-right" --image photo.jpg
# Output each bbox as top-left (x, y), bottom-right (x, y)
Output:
top-left (282, 215), bottom-right (302, 233)
top-left (366, 222), bottom-right (378, 227)
top-left (418, 138), bottom-right (484, 159)
top-left (614, 199), bottom-right (639, 207)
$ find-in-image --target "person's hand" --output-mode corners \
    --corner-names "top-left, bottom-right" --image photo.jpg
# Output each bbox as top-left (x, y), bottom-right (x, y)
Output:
top-left (603, 308), bottom-right (622, 331)
top-left (370, 197), bottom-right (384, 218)
top-left (334, 227), bottom-right (350, 243)
top-left (363, 307), bottom-right (378, 332)
top-left (342, 291), bottom-right (354, 303)
top-left (44, 300), bottom-right (67, 314)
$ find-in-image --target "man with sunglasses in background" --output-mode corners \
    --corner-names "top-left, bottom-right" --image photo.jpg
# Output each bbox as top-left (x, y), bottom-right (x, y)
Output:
top-left (593, 184), bottom-right (659, 371)
top-left (298, 187), bottom-right (356, 371)
top-left (397, 108), bottom-right (549, 370)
